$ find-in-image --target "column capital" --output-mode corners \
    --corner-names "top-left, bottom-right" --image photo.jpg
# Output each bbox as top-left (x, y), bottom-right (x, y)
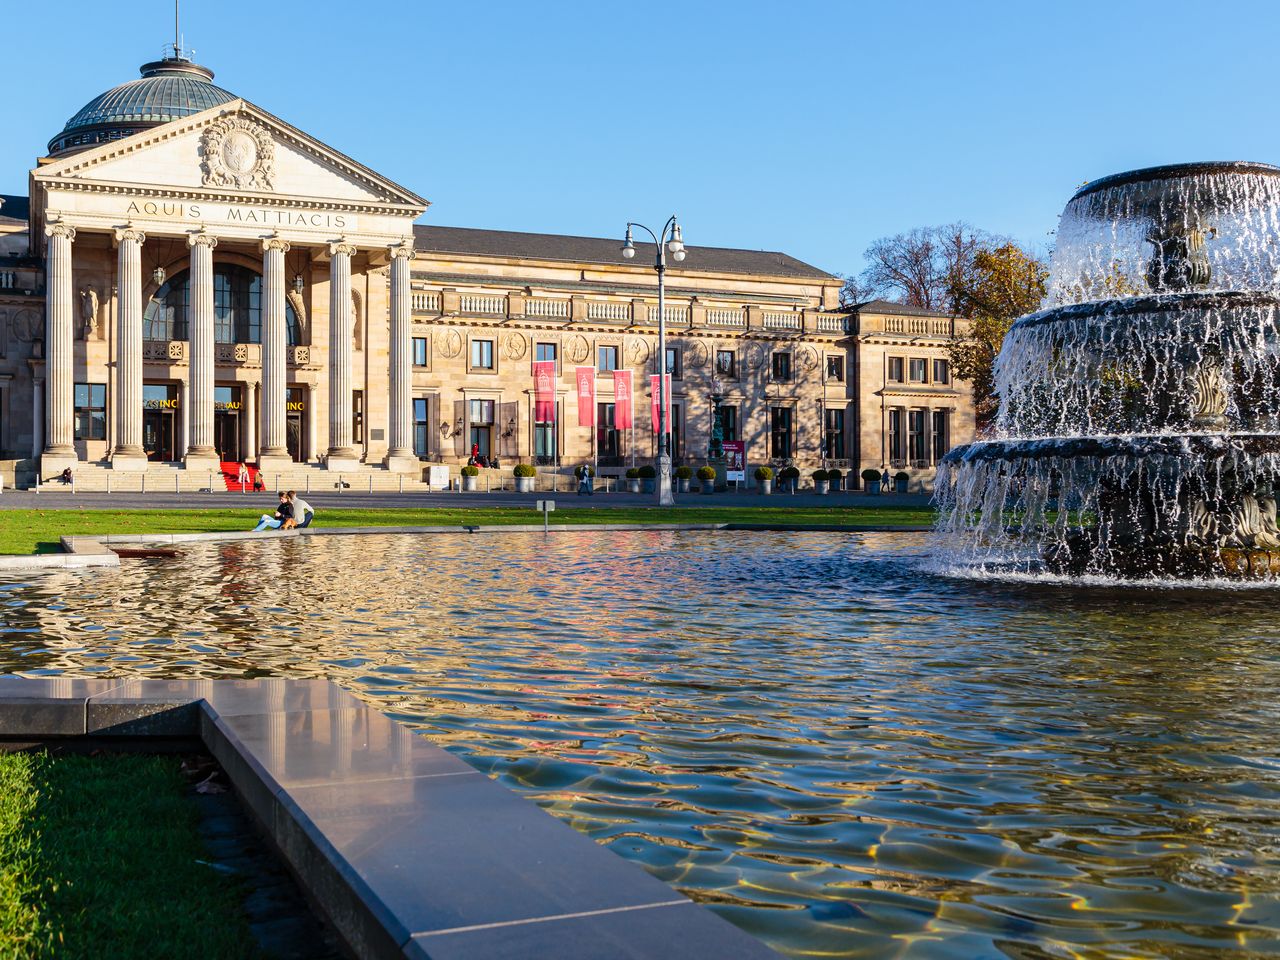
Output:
top-left (329, 240), bottom-right (358, 258)
top-left (188, 229), bottom-right (218, 249)
top-left (114, 224), bottom-right (146, 246)
top-left (389, 240), bottom-right (416, 261)
top-left (262, 233), bottom-right (291, 255)
top-left (45, 221), bottom-right (76, 242)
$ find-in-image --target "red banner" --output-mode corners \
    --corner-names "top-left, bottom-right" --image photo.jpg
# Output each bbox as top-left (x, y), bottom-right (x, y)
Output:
top-left (533, 360), bottom-right (556, 422)
top-left (649, 374), bottom-right (671, 434)
top-left (613, 370), bottom-right (633, 429)
top-left (575, 367), bottom-right (595, 427)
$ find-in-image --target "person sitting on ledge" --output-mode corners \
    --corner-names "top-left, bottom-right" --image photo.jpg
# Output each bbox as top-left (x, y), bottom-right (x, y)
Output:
top-left (58, 467), bottom-right (73, 485)
top-left (288, 490), bottom-right (315, 528)
top-left (252, 492), bottom-right (295, 532)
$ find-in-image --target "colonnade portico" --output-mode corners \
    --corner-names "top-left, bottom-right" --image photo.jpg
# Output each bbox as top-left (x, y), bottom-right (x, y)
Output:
top-left (39, 218), bottom-right (420, 475)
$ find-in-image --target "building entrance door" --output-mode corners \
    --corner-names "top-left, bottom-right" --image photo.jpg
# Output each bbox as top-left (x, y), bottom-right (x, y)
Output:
top-left (142, 383), bottom-right (179, 461)
top-left (285, 387), bottom-right (305, 462)
top-left (214, 386), bottom-right (241, 462)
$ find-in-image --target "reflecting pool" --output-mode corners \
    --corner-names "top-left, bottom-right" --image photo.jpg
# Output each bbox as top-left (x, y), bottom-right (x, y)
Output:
top-left (3, 531), bottom-right (1279, 958)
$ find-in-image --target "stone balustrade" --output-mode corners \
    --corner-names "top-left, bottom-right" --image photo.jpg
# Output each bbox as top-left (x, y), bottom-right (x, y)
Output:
top-left (708, 308), bottom-right (747, 327)
top-left (526, 298), bottom-right (570, 319)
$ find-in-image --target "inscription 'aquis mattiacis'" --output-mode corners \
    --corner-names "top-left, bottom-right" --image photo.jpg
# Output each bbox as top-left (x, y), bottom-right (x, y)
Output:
top-left (123, 200), bottom-right (349, 230)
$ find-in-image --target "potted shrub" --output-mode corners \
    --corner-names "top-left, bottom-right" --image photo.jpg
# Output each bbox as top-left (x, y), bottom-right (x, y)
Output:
top-left (812, 469), bottom-right (829, 495)
top-left (697, 465), bottom-right (716, 494)
top-left (460, 464), bottom-right (480, 491)
top-left (754, 465), bottom-right (774, 495)
top-left (861, 468), bottom-right (881, 495)
top-left (638, 463), bottom-right (657, 494)
top-left (895, 470), bottom-right (910, 493)
top-left (675, 464), bottom-right (693, 494)
top-left (827, 468), bottom-right (844, 492)
top-left (625, 467), bottom-right (642, 493)
top-left (780, 465), bottom-right (801, 493)
top-left (513, 462), bottom-right (536, 493)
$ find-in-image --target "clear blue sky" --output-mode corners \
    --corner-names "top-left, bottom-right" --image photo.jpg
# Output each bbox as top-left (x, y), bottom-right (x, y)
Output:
top-left (6, 0), bottom-right (1277, 278)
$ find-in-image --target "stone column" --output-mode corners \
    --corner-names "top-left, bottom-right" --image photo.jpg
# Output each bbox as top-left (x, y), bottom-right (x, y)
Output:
top-left (259, 234), bottom-right (291, 469)
top-left (185, 230), bottom-right (219, 468)
top-left (327, 241), bottom-right (359, 470)
top-left (384, 239), bottom-right (417, 472)
top-left (111, 226), bottom-right (148, 470)
top-left (42, 222), bottom-right (76, 471)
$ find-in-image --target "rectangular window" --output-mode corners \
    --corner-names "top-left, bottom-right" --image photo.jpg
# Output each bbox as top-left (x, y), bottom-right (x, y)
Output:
top-left (413, 337), bottom-right (428, 367)
top-left (665, 347), bottom-right (682, 379)
top-left (826, 355), bottom-right (844, 382)
top-left (771, 352), bottom-right (792, 383)
top-left (770, 406), bottom-right (793, 458)
top-left (909, 358), bottom-right (928, 383)
top-left (933, 359), bottom-right (950, 384)
top-left (720, 405), bottom-right (739, 442)
top-left (470, 339), bottom-right (495, 370)
top-left (536, 342), bottom-right (557, 363)
top-left (597, 402), bottom-right (620, 460)
top-left (889, 407), bottom-right (903, 463)
top-left (825, 407), bottom-right (846, 459)
top-left (469, 399), bottom-right (495, 424)
top-left (888, 357), bottom-right (904, 383)
top-left (932, 409), bottom-right (950, 462)
top-left (535, 400), bottom-right (557, 465)
top-left (715, 350), bottom-right (736, 379)
top-left (353, 390), bottom-right (364, 445)
top-left (73, 382), bottom-right (106, 441)
top-left (597, 345), bottom-right (618, 372)
top-left (909, 408), bottom-right (928, 463)
top-left (414, 397), bottom-right (430, 458)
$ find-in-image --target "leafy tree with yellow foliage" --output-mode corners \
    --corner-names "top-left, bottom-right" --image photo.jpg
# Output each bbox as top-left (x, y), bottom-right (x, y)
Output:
top-left (946, 243), bottom-right (1049, 428)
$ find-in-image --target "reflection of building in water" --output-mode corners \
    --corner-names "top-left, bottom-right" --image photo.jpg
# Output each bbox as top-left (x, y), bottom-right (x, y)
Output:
top-left (0, 29), bottom-right (974, 490)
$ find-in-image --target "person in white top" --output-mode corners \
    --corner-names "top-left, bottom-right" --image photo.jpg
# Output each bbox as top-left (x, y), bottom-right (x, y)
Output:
top-left (288, 491), bottom-right (315, 528)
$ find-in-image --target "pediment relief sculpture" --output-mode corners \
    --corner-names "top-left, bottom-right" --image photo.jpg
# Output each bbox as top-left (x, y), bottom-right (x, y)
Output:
top-left (200, 115), bottom-right (275, 191)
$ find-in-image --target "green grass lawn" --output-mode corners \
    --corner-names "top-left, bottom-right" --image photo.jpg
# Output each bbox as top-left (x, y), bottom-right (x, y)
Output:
top-left (0, 752), bottom-right (262, 960)
top-left (0, 505), bottom-right (935, 556)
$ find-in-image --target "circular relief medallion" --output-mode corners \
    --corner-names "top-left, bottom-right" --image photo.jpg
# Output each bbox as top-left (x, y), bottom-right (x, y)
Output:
top-left (566, 333), bottom-right (590, 364)
top-left (221, 130), bottom-right (259, 175)
top-left (437, 328), bottom-right (463, 359)
top-left (625, 336), bottom-right (650, 365)
top-left (746, 342), bottom-right (766, 370)
top-left (798, 345), bottom-right (819, 370)
top-left (690, 339), bottom-right (709, 369)
top-left (502, 332), bottom-right (528, 361)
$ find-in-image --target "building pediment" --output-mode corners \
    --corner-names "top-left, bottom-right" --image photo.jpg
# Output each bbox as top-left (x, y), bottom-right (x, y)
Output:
top-left (33, 99), bottom-right (428, 220)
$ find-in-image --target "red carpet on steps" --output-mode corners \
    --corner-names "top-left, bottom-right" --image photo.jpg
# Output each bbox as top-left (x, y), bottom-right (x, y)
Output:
top-left (220, 461), bottom-right (260, 492)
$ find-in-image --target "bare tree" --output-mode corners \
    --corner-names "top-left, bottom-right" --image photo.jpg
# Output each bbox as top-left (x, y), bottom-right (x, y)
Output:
top-left (852, 223), bottom-right (998, 314)
top-left (838, 274), bottom-right (878, 308)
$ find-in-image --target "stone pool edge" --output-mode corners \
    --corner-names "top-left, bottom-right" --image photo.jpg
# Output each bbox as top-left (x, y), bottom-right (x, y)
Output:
top-left (0, 522), bottom-right (933, 572)
top-left (0, 677), bottom-right (781, 960)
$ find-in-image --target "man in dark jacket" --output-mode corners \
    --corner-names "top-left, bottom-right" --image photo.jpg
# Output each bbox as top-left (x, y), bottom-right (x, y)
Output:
top-left (252, 492), bottom-right (294, 531)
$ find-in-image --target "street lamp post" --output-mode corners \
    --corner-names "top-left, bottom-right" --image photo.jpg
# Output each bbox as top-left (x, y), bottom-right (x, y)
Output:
top-left (621, 216), bottom-right (685, 507)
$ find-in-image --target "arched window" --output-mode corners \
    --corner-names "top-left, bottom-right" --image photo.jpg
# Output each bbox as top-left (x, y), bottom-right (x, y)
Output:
top-left (143, 264), bottom-right (300, 345)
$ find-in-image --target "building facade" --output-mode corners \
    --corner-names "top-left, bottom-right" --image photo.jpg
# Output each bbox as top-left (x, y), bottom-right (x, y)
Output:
top-left (0, 51), bottom-right (974, 490)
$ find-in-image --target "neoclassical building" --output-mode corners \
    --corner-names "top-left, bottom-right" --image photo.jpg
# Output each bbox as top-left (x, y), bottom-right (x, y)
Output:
top-left (0, 49), bottom-right (973, 490)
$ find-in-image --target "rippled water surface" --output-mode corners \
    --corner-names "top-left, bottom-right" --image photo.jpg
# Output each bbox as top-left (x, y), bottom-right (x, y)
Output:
top-left (4, 531), bottom-right (1280, 958)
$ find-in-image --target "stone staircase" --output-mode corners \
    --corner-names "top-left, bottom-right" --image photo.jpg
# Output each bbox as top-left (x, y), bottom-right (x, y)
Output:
top-left (30, 461), bottom-right (450, 494)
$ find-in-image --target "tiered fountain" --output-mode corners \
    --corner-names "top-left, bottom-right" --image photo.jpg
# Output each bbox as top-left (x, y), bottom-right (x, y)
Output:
top-left (936, 161), bottom-right (1280, 579)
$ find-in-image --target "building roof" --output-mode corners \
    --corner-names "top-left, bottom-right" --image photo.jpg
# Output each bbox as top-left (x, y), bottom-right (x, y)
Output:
top-left (49, 56), bottom-right (237, 157)
top-left (0, 194), bottom-right (29, 223)
top-left (854, 298), bottom-right (956, 319)
top-left (412, 224), bottom-right (836, 281)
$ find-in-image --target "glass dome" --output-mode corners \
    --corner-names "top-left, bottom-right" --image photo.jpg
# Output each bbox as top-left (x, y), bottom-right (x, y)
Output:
top-left (48, 56), bottom-right (237, 157)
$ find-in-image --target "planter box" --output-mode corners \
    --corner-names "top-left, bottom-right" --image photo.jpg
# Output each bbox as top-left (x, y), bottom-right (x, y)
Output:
top-left (514, 475), bottom-right (535, 493)
top-left (461, 475), bottom-right (478, 491)
top-left (814, 480), bottom-right (829, 495)
top-left (700, 484), bottom-right (715, 495)
top-left (864, 483), bottom-right (880, 495)
top-left (677, 478), bottom-right (691, 493)
top-left (641, 479), bottom-right (656, 494)
top-left (627, 479), bottom-right (641, 493)
top-left (757, 479), bottom-right (772, 495)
